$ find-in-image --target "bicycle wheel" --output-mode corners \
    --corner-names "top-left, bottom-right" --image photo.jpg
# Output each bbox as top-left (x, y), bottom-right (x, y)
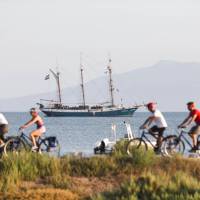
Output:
top-left (126, 138), bottom-right (148, 156)
top-left (38, 138), bottom-right (61, 157)
top-left (162, 135), bottom-right (185, 157)
top-left (4, 137), bottom-right (27, 156)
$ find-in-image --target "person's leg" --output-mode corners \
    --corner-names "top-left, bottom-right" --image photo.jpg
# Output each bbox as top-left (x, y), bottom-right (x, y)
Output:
top-left (189, 126), bottom-right (199, 149)
top-left (149, 126), bottom-right (160, 151)
top-left (149, 126), bottom-right (158, 136)
top-left (192, 134), bottom-right (196, 148)
top-left (157, 128), bottom-right (165, 149)
top-left (30, 129), bottom-right (42, 148)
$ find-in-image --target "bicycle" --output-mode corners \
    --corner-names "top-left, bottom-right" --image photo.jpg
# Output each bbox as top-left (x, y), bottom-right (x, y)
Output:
top-left (4, 130), bottom-right (61, 157)
top-left (126, 128), bottom-right (169, 156)
top-left (0, 136), bottom-right (16, 157)
top-left (162, 128), bottom-right (195, 157)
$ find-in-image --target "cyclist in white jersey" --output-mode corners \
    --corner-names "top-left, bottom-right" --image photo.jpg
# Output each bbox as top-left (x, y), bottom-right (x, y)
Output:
top-left (140, 102), bottom-right (168, 152)
top-left (0, 113), bottom-right (9, 147)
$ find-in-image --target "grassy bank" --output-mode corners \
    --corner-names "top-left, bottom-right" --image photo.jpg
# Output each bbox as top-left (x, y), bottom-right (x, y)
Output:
top-left (0, 145), bottom-right (200, 199)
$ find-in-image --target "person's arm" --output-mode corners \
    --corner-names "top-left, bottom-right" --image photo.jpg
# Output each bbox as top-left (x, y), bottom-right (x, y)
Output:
top-left (140, 116), bottom-right (155, 129)
top-left (186, 114), bottom-right (197, 126)
top-left (20, 117), bottom-right (38, 129)
top-left (178, 114), bottom-right (196, 128)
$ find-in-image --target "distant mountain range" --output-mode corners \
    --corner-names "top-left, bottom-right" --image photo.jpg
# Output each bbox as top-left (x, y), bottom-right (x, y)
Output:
top-left (0, 60), bottom-right (200, 112)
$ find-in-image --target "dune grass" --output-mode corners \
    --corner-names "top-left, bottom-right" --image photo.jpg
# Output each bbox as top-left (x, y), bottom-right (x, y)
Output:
top-left (92, 171), bottom-right (200, 200)
top-left (0, 143), bottom-right (200, 199)
top-left (0, 188), bottom-right (79, 200)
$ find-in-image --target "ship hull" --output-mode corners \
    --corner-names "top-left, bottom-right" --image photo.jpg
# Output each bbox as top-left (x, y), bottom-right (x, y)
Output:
top-left (41, 107), bottom-right (137, 117)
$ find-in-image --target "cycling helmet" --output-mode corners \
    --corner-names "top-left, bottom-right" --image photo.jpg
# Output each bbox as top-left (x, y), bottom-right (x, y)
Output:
top-left (146, 102), bottom-right (156, 110)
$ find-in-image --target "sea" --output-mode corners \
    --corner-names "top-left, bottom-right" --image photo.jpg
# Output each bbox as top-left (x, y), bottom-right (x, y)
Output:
top-left (4, 112), bottom-right (190, 155)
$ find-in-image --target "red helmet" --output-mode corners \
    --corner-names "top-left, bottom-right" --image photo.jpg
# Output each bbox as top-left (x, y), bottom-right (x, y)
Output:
top-left (147, 102), bottom-right (156, 110)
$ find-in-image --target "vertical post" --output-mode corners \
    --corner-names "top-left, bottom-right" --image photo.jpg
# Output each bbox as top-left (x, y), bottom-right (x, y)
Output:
top-left (80, 53), bottom-right (86, 108)
top-left (107, 58), bottom-right (115, 107)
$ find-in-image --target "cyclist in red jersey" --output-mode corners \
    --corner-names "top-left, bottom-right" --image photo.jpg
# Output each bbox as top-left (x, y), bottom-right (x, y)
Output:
top-left (178, 102), bottom-right (200, 152)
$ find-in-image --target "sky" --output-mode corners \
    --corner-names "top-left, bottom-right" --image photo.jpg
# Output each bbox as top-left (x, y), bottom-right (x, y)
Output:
top-left (0, 0), bottom-right (200, 98)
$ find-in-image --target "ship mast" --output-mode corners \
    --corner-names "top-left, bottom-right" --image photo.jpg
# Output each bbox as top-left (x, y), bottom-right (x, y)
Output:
top-left (49, 69), bottom-right (62, 104)
top-left (107, 57), bottom-right (115, 107)
top-left (80, 53), bottom-right (86, 108)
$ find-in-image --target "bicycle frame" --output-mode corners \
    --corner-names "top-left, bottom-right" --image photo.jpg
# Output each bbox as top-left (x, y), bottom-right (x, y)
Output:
top-left (17, 131), bottom-right (43, 148)
top-left (19, 132), bottom-right (32, 147)
top-left (140, 130), bottom-right (158, 148)
top-left (177, 129), bottom-right (193, 149)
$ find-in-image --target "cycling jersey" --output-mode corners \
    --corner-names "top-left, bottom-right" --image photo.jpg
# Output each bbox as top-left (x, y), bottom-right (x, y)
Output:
top-left (35, 120), bottom-right (44, 129)
top-left (190, 109), bottom-right (200, 125)
top-left (0, 113), bottom-right (8, 125)
top-left (152, 110), bottom-right (168, 128)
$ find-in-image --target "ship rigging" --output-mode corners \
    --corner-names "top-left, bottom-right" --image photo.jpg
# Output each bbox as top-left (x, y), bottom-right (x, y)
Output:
top-left (38, 55), bottom-right (139, 117)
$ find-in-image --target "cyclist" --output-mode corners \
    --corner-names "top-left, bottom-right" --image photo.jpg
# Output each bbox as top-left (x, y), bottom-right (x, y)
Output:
top-left (0, 112), bottom-right (9, 147)
top-left (140, 102), bottom-right (168, 153)
top-left (178, 102), bottom-right (200, 152)
top-left (20, 108), bottom-right (46, 151)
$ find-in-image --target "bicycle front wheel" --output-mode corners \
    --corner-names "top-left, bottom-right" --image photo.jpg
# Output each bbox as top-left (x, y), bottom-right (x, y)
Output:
top-left (163, 135), bottom-right (185, 157)
top-left (126, 138), bottom-right (148, 156)
top-left (4, 137), bottom-right (26, 156)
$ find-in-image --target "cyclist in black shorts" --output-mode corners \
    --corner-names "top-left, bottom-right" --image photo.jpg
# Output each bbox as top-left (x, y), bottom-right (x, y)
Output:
top-left (140, 102), bottom-right (168, 152)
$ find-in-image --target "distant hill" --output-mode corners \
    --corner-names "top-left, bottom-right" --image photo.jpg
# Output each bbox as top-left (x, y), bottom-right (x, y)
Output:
top-left (0, 60), bottom-right (200, 112)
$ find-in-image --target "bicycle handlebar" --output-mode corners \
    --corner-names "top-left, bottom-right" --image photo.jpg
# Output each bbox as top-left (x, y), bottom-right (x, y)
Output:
top-left (176, 127), bottom-right (189, 135)
top-left (178, 127), bottom-right (187, 131)
top-left (139, 128), bottom-right (150, 133)
top-left (17, 129), bottom-right (26, 136)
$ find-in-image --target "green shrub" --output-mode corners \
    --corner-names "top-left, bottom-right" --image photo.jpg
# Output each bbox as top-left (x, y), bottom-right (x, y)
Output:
top-left (3, 152), bottom-right (60, 180)
top-left (66, 156), bottom-right (117, 177)
top-left (92, 172), bottom-right (200, 200)
top-left (0, 152), bottom-right (61, 191)
top-left (130, 148), bottom-right (155, 167)
top-left (113, 139), bottom-right (129, 156)
top-left (47, 175), bottom-right (70, 189)
top-left (1, 149), bottom-right (200, 199)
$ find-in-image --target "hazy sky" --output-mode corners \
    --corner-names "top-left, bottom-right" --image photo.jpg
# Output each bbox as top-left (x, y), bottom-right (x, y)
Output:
top-left (0, 0), bottom-right (200, 98)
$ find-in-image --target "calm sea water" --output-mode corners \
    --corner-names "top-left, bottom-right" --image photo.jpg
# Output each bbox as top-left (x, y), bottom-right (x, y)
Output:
top-left (4, 112), bottom-right (189, 155)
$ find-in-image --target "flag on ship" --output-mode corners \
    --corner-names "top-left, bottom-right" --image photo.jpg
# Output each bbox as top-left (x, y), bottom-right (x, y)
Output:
top-left (45, 74), bottom-right (50, 80)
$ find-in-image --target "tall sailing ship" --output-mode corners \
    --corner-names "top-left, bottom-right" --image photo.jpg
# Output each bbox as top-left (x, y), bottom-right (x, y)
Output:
top-left (38, 57), bottom-right (139, 117)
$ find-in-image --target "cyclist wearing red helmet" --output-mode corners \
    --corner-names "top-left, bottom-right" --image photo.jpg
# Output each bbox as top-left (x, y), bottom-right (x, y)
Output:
top-left (178, 102), bottom-right (200, 152)
top-left (140, 102), bottom-right (168, 153)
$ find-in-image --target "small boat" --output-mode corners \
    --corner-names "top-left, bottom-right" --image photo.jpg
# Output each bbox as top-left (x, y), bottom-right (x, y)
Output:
top-left (94, 122), bottom-right (134, 154)
top-left (38, 56), bottom-right (140, 117)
